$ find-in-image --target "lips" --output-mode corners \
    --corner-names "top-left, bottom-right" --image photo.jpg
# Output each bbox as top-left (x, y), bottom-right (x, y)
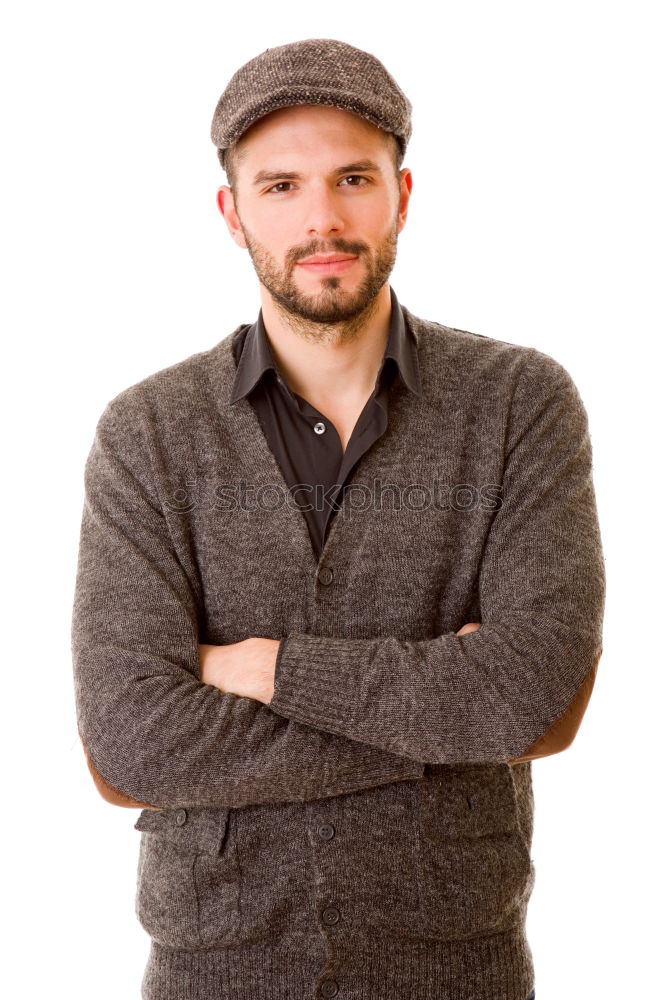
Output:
top-left (297, 256), bottom-right (358, 274)
top-left (299, 255), bottom-right (356, 264)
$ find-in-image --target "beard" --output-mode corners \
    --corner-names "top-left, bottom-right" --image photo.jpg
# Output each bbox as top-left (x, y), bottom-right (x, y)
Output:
top-left (236, 210), bottom-right (400, 345)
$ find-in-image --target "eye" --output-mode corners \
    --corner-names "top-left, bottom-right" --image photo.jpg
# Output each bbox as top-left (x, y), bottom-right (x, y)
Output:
top-left (266, 175), bottom-right (370, 194)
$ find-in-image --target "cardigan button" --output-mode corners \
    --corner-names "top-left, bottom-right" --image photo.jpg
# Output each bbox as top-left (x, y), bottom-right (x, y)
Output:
top-left (320, 980), bottom-right (339, 998)
top-left (317, 823), bottom-right (335, 840)
top-left (175, 809), bottom-right (188, 826)
top-left (322, 906), bottom-right (340, 925)
top-left (317, 566), bottom-right (334, 586)
top-left (313, 421), bottom-right (326, 435)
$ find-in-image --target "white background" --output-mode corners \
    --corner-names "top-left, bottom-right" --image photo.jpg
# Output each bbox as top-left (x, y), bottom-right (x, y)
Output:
top-left (2, 1), bottom-right (663, 997)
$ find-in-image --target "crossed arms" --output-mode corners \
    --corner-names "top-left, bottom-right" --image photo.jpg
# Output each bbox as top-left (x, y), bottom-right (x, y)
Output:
top-left (71, 351), bottom-right (605, 811)
top-left (196, 627), bottom-right (482, 708)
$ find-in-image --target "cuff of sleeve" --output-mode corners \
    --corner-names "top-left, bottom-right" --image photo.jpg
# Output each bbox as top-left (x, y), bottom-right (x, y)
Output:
top-left (274, 637), bottom-right (286, 684)
top-left (267, 632), bottom-right (377, 734)
top-left (267, 632), bottom-right (425, 772)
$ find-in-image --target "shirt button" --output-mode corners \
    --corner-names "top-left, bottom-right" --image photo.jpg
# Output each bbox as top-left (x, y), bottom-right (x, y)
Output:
top-left (317, 566), bottom-right (334, 586)
top-left (320, 981), bottom-right (339, 998)
top-left (175, 809), bottom-right (188, 826)
top-left (322, 906), bottom-right (340, 925)
top-left (317, 823), bottom-right (335, 840)
top-left (313, 421), bottom-right (326, 434)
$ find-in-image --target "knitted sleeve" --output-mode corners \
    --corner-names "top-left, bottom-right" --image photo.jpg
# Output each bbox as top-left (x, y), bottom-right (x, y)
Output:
top-left (269, 352), bottom-right (606, 764)
top-left (71, 392), bottom-right (424, 810)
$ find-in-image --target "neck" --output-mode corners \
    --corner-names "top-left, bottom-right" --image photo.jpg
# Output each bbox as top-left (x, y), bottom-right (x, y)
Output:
top-left (258, 283), bottom-right (392, 406)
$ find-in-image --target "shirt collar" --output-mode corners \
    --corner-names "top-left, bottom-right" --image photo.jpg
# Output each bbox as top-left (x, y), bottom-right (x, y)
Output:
top-left (229, 284), bottom-right (422, 405)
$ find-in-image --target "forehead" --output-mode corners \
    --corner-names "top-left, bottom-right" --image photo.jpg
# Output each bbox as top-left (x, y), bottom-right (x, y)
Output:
top-left (237, 103), bottom-right (390, 158)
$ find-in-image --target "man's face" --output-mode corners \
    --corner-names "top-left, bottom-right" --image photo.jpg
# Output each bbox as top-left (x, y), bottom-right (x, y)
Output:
top-left (218, 104), bottom-right (411, 327)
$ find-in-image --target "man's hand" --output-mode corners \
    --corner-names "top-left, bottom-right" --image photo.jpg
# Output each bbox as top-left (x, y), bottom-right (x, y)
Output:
top-left (456, 622), bottom-right (482, 636)
top-left (198, 637), bottom-right (280, 704)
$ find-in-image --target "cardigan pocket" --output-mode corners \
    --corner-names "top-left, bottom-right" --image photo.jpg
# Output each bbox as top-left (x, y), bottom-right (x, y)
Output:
top-left (134, 805), bottom-right (240, 949)
top-left (414, 763), bottom-right (534, 940)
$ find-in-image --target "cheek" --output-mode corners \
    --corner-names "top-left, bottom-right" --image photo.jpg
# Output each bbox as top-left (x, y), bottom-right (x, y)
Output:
top-left (250, 219), bottom-right (297, 263)
top-left (356, 202), bottom-right (396, 244)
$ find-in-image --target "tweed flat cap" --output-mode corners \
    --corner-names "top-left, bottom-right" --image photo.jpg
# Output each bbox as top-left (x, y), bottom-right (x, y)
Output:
top-left (211, 38), bottom-right (412, 173)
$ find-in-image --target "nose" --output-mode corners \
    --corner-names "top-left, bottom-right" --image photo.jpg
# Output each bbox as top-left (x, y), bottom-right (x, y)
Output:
top-left (303, 182), bottom-right (345, 238)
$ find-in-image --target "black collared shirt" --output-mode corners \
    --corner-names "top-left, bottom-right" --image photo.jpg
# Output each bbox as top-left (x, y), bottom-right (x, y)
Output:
top-left (230, 284), bottom-right (423, 681)
top-left (230, 285), bottom-right (422, 561)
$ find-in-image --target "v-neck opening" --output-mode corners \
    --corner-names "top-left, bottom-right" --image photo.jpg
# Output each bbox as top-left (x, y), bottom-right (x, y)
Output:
top-left (206, 316), bottom-right (425, 574)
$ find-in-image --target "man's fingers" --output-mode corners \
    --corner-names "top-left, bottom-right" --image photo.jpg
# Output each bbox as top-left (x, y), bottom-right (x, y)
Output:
top-left (456, 621), bottom-right (482, 636)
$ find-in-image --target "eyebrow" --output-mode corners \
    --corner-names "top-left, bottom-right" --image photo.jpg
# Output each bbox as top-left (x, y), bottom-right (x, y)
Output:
top-left (251, 160), bottom-right (384, 188)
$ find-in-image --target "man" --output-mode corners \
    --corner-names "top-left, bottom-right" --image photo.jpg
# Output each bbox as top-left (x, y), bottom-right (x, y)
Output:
top-left (71, 38), bottom-right (604, 1000)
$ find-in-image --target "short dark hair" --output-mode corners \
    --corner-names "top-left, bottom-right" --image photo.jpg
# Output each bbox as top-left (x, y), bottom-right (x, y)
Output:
top-left (222, 129), bottom-right (404, 200)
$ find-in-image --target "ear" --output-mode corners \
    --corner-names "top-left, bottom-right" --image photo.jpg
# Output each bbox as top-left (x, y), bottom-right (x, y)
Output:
top-left (216, 186), bottom-right (248, 250)
top-left (396, 168), bottom-right (412, 235)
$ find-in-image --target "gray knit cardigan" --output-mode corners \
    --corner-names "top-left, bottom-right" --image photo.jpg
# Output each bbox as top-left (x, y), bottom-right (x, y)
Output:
top-left (71, 302), bottom-right (605, 1000)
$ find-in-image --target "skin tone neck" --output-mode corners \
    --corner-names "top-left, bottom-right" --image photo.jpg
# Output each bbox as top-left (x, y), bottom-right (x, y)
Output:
top-left (258, 281), bottom-right (392, 411)
top-left (216, 103), bottom-right (413, 414)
